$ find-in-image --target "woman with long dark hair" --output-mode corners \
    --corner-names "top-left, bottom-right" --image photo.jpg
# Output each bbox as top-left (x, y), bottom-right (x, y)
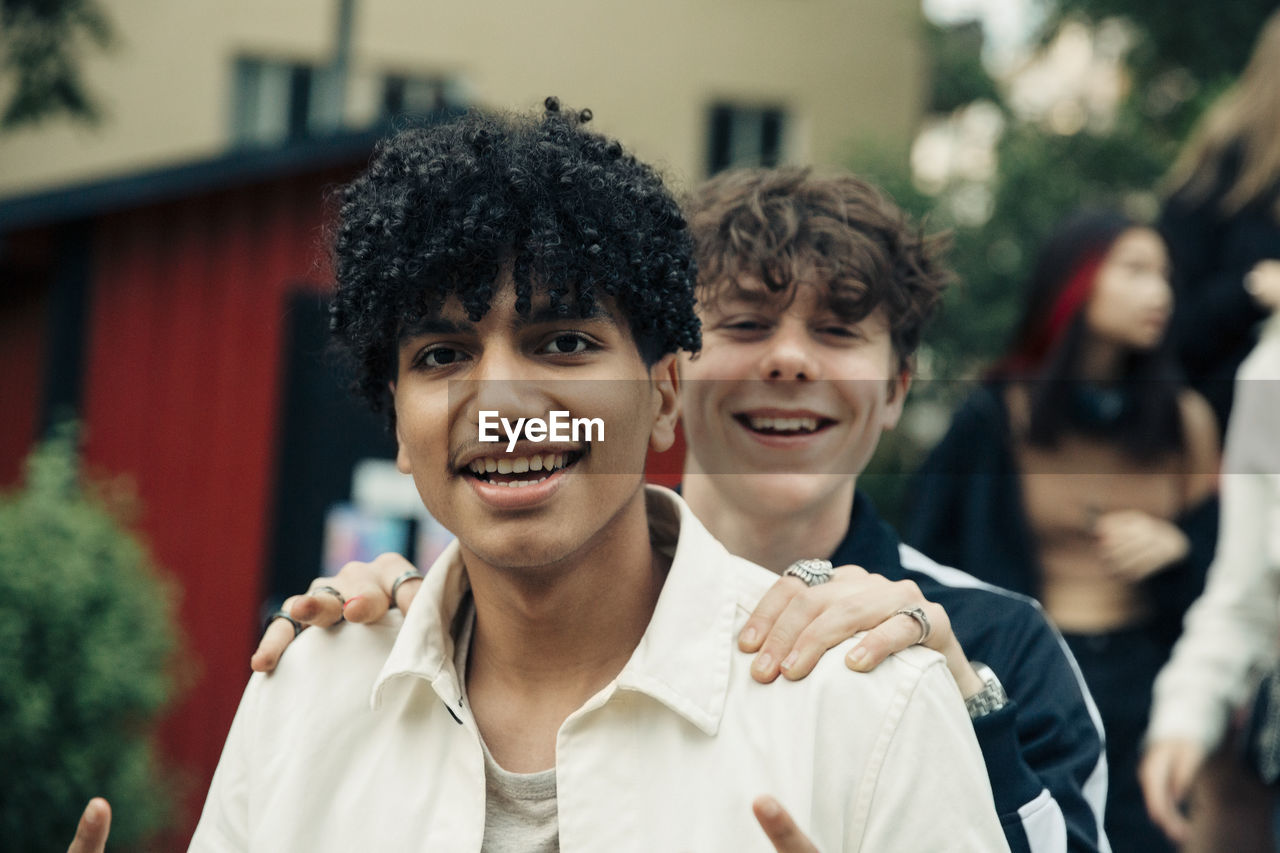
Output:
top-left (907, 211), bottom-right (1221, 853)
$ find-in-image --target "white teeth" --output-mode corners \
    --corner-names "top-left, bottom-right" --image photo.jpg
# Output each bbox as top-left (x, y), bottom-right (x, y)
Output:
top-left (467, 453), bottom-right (574, 478)
top-left (502, 476), bottom-right (548, 488)
top-left (747, 416), bottom-right (821, 433)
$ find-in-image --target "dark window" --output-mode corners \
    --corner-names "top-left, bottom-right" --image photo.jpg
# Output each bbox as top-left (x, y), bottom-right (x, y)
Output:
top-left (381, 74), bottom-right (465, 119)
top-left (232, 57), bottom-right (331, 146)
top-left (707, 103), bottom-right (787, 175)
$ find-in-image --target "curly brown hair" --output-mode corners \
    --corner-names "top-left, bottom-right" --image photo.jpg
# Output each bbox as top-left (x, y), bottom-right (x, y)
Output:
top-left (685, 166), bottom-right (950, 374)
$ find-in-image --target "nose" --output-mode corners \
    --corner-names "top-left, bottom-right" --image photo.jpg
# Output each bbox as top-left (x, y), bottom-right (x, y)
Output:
top-left (758, 321), bottom-right (820, 382)
top-left (460, 343), bottom-right (550, 428)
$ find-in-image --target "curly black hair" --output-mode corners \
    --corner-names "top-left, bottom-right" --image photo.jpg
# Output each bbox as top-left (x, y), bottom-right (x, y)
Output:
top-left (330, 98), bottom-right (701, 421)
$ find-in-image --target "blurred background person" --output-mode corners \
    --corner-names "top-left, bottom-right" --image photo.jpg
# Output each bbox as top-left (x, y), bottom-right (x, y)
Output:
top-left (1141, 262), bottom-right (1280, 853)
top-left (1160, 8), bottom-right (1280, 431)
top-left (906, 210), bottom-right (1221, 853)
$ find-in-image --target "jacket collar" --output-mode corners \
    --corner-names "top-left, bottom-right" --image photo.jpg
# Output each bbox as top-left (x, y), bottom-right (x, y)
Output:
top-left (370, 486), bottom-right (738, 735)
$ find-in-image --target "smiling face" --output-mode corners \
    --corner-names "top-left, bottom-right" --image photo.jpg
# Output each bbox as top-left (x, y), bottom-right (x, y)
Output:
top-left (1084, 227), bottom-right (1173, 352)
top-left (678, 275), bottom-right (909, 517)
top-left (391, 275), bottom-right (679, 573)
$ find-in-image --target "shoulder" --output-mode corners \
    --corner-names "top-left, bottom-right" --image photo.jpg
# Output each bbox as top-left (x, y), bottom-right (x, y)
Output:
top-left (897, 544), bottom-right (1091, 694)
top-left (898, 544), bottom-right (1105, 739)
top-left (248, 613), bottom-right (404, 714)
top-left (920, 385), bottom-right (1011, 473)
top-left (726, 553), bottom-right (791, 606)
top-left (897, 544), bottom-right (1046, 633)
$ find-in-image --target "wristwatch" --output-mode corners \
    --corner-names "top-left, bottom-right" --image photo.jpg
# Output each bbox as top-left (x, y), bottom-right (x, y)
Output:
top-left (964, 662), bottom-right (1009, 720)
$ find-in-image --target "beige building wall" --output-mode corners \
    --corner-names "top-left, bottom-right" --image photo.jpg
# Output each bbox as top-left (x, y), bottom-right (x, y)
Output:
top-left (0, 0), bottom-right (924, 197)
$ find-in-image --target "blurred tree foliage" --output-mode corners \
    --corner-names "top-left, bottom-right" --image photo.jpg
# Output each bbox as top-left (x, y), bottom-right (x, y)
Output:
top-left (0, 425), bottom-right (180, 850)
top-left (0, 0), bottom-right (114, 130)
top-left (863, 3), bottom-right (1275, 380)
top-left (854, 2), bottom-right (1275, 522)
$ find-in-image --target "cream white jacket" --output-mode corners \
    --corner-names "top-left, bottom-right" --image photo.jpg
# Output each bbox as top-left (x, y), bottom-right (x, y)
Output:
top-left (191, 487), bottom-right (1008, 852)
top-left (1148, 317), bottom-right (1280, 748)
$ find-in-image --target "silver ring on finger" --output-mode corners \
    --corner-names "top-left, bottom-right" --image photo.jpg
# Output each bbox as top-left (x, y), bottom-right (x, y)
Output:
top-left (390, 569), bottom-right (425, 609)
top-left (270, 609), bottom-right (303, 638)
top-left (895, 606), bottom-right (931, 645)
top-left (782, 558), bottom-right (834, 587)
top-left (311, 584), bottom-right (346, 622)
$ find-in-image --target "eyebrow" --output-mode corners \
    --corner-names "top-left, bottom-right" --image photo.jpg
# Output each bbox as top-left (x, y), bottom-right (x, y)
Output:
top-left (397, 301), bottom-right (617, 342)
top-left (524, 302), bottom-right (612, 326)
top-left (399, 317), bottom-right (475, 340)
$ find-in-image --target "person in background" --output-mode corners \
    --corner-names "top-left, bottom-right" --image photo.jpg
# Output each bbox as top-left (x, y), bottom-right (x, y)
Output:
top-left (907, 210), bottom-right (1221, 853)
top-left (1160, 8), bottom-right (1280, 430)
top-left (1141, 261), bottom-right (1280, 852)
top-left (252, 167), bottom-right (1110, 852)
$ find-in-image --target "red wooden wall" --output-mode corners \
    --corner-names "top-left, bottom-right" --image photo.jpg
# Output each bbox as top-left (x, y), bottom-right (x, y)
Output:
top-left (78, 170), bottom-right (348, 833)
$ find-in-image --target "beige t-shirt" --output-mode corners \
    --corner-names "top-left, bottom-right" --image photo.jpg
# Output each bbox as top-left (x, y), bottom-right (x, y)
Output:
top-left (455, 604), bottom-right (560, 853)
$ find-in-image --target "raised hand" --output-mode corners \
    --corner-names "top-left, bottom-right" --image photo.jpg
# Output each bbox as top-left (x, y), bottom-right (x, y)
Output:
top-left (66, 798), bottom-right (110, 853)
top-left (738, 564), bottom-right (985, 698)
top-left (250, 552), bottom-right (422, 672)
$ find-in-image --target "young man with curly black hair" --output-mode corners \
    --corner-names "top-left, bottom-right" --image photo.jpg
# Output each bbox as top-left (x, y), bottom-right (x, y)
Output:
top-left (181, 102), bottom-right (1007, 852)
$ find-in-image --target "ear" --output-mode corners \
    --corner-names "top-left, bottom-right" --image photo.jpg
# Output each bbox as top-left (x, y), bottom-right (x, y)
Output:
top-left (390, 381), bottom-right (413, 474)
top-left (648, 354), bottom-right (682, 453)
top-left (881, 370), bottom-right (912, 430)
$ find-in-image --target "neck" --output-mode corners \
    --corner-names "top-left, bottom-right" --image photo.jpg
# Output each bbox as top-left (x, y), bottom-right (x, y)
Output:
top-left (1076, 336), bottom-right (1124, 383)
top-left (463, 486), bottom-right (666, 701)
top-left (681, 468), bottom-right (855, 573)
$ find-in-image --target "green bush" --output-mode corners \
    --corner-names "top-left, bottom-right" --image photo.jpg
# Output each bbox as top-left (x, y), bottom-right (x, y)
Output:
top-left (0, 425), bottom-right (180, 850)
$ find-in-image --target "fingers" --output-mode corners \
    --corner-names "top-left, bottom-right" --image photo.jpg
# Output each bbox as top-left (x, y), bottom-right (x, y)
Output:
top-left (251, 602), bottom-right (304, 673)
top-left (247, 554), bottom-right (423, 673)
top-left (845, 606), bottom-right (944, 673)
top-left (293, 583), bottom-right (346, 625)
top-left (753, 571), bottom-right (945, 683)
top-left (377, 553), bottom-right (424, 612)
top-left (1140, 741), bottom-right (1203, 844)
top-left (753, 796), bottom-right (819, 853)
top-left (752, 583), bottom-right (825, 682)
top-left (1140, 751), bottom-right (1189, 842)
top-left (67, 798), bottom-right (111, 853)
top-left (740, 575), bottom-right (808, 654)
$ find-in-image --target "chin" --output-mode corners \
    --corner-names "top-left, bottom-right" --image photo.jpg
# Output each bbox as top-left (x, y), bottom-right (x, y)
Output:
top-left (732, 472), bottom-right (851, 515)
top-left (458, 527), bottom-right (575, 571)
